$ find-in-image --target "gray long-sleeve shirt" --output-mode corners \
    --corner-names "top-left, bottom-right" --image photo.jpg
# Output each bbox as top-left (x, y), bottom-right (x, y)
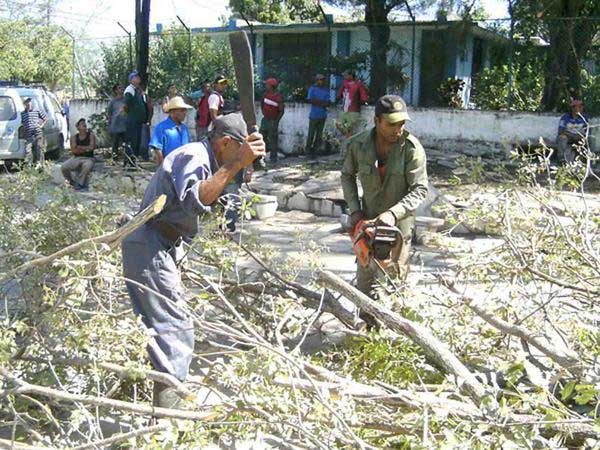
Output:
top-left (140, 139), bottom-right (218, 240)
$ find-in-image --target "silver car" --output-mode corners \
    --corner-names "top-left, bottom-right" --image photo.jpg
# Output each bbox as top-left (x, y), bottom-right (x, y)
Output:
top-left (0, 84), bottom-right (68, 167)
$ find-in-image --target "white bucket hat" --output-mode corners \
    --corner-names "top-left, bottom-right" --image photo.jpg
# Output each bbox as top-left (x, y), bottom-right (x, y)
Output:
top-left (165, 96), bottom-right (192, 112)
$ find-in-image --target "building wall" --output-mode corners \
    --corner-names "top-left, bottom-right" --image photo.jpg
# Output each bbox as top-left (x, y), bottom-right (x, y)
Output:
top-left (388, 25), bottom-right (422, 105)
top-left (71, 100), bottom-right (576, 157)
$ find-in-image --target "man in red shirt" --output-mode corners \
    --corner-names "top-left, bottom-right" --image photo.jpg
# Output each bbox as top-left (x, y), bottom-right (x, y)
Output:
top-left (337, 70), bottom-right (368, 137)
top-left (260, 78), bottom-right (285, 163)
top-left (195, 79), bottom-right (212, 141)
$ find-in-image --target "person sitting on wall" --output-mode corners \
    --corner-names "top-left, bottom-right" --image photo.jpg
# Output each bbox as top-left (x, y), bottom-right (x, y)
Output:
top-left (557, 98), bottom-right (592, 163)
top-left (62, 118), bottom-right (96, 191)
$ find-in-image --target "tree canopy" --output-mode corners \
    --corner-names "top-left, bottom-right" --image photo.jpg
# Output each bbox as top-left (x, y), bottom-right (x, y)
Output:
top-left (0, 19), bottom-right (72, 90)
top-left (512, 0), bottom-right (600, 111)
top-left (229, 0), bottom-right (321, 24)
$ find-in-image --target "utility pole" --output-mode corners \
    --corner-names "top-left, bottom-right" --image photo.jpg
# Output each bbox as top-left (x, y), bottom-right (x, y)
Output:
top-left (135, 0), bottom-right (151, 88)
top-left (46, 0), bottom-right (51, 26)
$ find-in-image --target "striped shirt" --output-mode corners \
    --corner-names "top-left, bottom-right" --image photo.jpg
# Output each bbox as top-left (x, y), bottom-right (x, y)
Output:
top-left (21, 110), bottom-right (47, 140)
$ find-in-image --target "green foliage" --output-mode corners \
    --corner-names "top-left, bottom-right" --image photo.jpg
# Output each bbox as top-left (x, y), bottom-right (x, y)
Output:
top-left (581, 69), bottom-right (600, 116)
top-left (471, 58), bottom-right (544, 111)
top-left (95, 29), bottom-right (236, 100)
top-left (343, 333), bottom-right (441, 387)
top-left (438, 77), bottom-right (465, 108)
top-left (229, 0), bottom-right (320, 23)
top-left (0, 19), bottom-right (72, 90)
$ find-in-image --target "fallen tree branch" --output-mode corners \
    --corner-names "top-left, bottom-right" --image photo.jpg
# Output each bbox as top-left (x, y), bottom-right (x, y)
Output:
top-left (316, 269), bottom-right (494, 410)
top-left (230, 237), bottom-right (364, 330)
top-left (0, 438), bottom-right (56, 450)
top-left (19, 355), bottom-right (196, 401)
top-left (0, 367), bottom-right (218, 422)
top-left (70, 424), bottom-right (169, 450)
top-left (272, 376), bottom-right (483, 419)
top-left (2, 194), bottom-right (166, 282)
top-left (439, 277), bottom-right (583, 375)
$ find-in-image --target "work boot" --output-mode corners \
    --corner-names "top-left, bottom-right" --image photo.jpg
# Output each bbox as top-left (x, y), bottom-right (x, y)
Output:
top-left (153, 382), bottom-right (182, 409)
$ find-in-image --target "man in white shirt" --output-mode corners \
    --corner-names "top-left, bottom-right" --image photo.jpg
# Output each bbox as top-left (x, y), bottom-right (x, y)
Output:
top-left (208, 75), bottom-right (227, 124)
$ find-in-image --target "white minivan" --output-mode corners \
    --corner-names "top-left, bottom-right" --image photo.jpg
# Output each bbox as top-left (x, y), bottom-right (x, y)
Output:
top-left (0, 84), bottom-right (68, 167)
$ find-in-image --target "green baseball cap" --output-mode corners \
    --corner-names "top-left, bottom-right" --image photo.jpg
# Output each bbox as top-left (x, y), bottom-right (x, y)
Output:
top-left (375, 95), bottom-right (411, 123)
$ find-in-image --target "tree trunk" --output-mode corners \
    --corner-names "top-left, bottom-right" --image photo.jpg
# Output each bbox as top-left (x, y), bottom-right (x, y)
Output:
top-left (365, 1), bottom-right (390, 100)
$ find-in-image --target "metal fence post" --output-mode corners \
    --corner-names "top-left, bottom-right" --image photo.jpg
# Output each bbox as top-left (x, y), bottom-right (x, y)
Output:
top-left (176, 16), bottom-right (192, 93)
top-left (507, 1), bottom-right (515, 109)
top-left (60, 27), bottom-right (76, 98)
top-left (403, 1), bottom-right (416, 105)
top-left (117, 22), bottom-right (133, 69)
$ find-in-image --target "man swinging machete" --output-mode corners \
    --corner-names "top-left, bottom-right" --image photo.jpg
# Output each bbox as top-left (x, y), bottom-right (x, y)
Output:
top-left (122, 32), bottom-right (265, 408)
top-left (342, 95), bottom-right (428, 323)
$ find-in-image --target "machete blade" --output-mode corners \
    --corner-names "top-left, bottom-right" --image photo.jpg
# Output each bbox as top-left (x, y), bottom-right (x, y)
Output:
top-left (229, 31), bottom-right (257, 134)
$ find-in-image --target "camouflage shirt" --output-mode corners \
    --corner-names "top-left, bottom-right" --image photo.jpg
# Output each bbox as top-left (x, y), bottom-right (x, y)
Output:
top-left (341, 127), bottom-right (428, 237)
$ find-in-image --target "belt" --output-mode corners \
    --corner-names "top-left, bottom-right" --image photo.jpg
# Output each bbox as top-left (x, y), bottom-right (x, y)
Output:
top-left (150, 221), bottom-right (183, 244)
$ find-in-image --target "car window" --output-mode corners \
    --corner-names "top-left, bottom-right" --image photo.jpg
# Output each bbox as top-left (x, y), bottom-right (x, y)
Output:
top-left (49, 95), bottom-right (63, 115)
top-left (43, 95), bottom-right (54, 116)
top-left (0, 96), bottom-right (17, 121)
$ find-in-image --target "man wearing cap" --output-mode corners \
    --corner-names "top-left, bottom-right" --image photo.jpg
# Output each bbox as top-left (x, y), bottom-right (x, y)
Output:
top-left (122, 113), bottom-right (265, 407)
top-left (208, 75), bottom-right (227, 124)
top-left (337, 70), bottom-right (368, 137)
top-left (341, 95), bottom-right (428, 303)
top-left (123, 71), bottom-right (146, 163)
top-left (557, 98), bottom-right (594, 163)
top-left (260, 78), bottom-right (285, 163)
top-left (306, 74), bottom-right (330, 158)
top-left (149, 96), bottom-right (192, 166)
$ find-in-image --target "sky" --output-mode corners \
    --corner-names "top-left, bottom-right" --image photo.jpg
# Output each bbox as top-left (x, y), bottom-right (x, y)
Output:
top-left (47, 0), bottom-right (510, 40)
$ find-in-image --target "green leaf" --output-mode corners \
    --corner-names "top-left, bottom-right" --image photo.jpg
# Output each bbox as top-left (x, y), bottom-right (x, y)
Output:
top-left (560, 380), bottom-right (576, 401)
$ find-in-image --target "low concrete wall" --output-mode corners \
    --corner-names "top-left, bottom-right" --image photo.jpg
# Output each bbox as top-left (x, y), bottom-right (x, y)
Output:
top-left (70, 99), bottom-right (597, 157)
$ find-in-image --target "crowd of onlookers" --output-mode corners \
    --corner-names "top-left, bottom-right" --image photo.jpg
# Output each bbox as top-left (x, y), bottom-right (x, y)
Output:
top-left (15, 69), bottom-right (590, 191)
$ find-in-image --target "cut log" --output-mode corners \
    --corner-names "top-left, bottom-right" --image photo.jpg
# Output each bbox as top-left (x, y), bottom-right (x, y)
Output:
top-left (316, 269), bottom-right (494, 409)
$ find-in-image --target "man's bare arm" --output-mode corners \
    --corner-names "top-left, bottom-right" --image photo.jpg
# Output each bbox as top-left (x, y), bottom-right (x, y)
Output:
top-left (198, 160), bottom-right (243, 205)
top-left (198, 133), bottom-right (265, 205)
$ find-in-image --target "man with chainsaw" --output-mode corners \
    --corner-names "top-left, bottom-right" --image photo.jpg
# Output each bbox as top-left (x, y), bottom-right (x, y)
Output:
top-left (341, 95), bottom-right (428, 301)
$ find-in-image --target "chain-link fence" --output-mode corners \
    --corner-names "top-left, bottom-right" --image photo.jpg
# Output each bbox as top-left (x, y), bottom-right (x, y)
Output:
top-left (70, 16), bottom-right (600, 115)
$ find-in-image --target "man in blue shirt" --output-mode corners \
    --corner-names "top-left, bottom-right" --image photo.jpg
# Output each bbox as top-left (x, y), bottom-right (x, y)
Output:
top-left (557, 98), bottom-right (591, 163)
top-left (122, 113), bottom-right (265, 407)
top-left (149, 96), bottom-right (192, 165)
top-left (305, 74), bottom-right (331, 158)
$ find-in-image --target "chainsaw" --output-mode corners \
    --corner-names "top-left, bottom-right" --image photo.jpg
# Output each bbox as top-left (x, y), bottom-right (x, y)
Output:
top-left (351, 221), bottom-right (402, 268)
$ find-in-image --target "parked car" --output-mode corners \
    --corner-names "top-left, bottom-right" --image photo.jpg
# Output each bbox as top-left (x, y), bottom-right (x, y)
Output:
top-left (0, 83), bottom-right (68, 167)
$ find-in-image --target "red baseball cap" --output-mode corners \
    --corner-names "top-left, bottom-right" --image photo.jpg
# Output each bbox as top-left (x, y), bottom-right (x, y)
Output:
top-left (264, 78), bottom-right (278, 88)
